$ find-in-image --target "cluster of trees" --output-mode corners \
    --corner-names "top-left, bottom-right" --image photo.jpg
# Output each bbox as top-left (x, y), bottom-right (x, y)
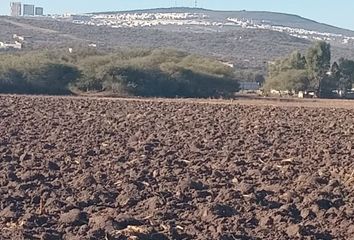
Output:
top-left (0, 48), bottom-right (240, 98)
top-left (265, 41), bottom-right (354, 97)
top-left (0, 52), bottom-right (80, 94)
top-left (75, 49), bottom-right (239, 98)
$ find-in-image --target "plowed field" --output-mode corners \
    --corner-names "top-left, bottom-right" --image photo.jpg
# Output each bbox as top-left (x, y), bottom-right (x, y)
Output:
top-left (1, 95), bottom-right (354, 240)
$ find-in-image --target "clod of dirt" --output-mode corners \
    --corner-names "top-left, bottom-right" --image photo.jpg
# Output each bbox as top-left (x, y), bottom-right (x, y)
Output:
top-left (347, 225), bottom-right (354, 235)
top-left (47, 161), bottom-right (60, 171)
top-left (178, 178), bottom-right (207, 192)
top-left (43, 143), bottom-right (56, 150)
top-left (316, 199), bottom-right (333, 210)
top-left (238, 182), bottom-right (254, 194)
top-left (212, 204), bottom-right (236, 217)
top-left (2, 154), bottom-right (13, 162)
top-left (22, 213), bottom-right (49, 227)
top-left (40, 231), bottom-right (62, 240)
top-left (6, 170), bottom-right (18, 181)
top-left (300, 209), bottom-right (312, 219)
top-left (89, 215), bottom-right (114, 231)
top-left (0, 205), bottom-right (18, 222)
top-left (259, 216), bottom-right (273, 227)
top-left (21, 171), bottom-right (46, 182)
top-left (114, 215), bottom-right (143, 230)
top-left (19, 153), bottom-right (31, 162)
top-left (117, 193), bottom-right (139, 208)
top-left (59, 209), bottom-right (88, 226)
top-left (79, 174), bottom-right (97, 187)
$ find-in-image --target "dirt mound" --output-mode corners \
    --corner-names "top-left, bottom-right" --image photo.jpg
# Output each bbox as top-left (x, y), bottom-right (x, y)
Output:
top-left (1, 95), bottom-right (354, 239)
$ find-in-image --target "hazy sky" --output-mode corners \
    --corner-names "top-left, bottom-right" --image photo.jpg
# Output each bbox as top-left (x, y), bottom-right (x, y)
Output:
top-left (1, 0), bottom-right (354, 30)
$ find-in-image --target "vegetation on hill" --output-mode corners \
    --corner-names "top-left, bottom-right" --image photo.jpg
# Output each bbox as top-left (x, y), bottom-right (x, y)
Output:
top-left (264, 41), bottom-right (354, 97)
top-left (0, 48), bottom-right (239, 98)
top-left (1, 15), bottom-right (354, 74)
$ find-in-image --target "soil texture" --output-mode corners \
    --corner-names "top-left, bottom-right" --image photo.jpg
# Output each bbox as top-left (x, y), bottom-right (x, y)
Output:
top-left (1, 95), bottom-right (354, 239)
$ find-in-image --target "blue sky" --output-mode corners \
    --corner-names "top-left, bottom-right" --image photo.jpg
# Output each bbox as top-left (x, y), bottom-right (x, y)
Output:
top-left (1, 0), bottom-right (354, 30)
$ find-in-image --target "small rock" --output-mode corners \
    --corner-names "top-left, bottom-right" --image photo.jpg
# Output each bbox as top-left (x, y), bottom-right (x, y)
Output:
top-left (19, 153), bottom-right (31, 161)
top-left (300, 209), bottom-right (310, 219)
top-left (152, 169), bottom-right (159, 178)
top-left (286, 224), bottom-right (301, 237)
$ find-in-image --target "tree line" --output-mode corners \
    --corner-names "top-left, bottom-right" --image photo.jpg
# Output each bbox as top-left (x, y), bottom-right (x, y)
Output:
top-left (0, 48), bottom-right (240, 98)
top-left (264, 41), bottom-right (354, 97)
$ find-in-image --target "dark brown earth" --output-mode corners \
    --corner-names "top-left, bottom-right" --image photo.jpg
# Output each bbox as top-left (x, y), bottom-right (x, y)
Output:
top-left (1, 95), bottom-right (354, 240)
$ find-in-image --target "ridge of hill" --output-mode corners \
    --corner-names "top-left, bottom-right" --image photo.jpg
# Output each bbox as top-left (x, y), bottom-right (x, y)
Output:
top-left (93, 7), bottom-right (354, 36)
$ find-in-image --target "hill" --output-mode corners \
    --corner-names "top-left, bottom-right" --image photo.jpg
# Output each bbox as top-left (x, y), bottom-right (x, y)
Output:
top-left (95, 7), bottom-right (354, 37)
top-left (0, 8), bottom-right (354, 75)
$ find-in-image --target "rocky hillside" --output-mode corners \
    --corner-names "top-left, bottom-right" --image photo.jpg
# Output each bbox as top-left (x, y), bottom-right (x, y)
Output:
top-left (1, 8), bottom-right (354, 72)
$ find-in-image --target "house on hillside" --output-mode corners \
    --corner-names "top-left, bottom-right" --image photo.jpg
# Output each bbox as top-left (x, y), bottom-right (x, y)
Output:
top-left (220, 61), bottom-right (234, 68)
top-left (13, 34), bottom-right (25, 42)
top-left (5, 41), bottom-right (22, 49)
top-left (0, 41), bottom-right (22, 50)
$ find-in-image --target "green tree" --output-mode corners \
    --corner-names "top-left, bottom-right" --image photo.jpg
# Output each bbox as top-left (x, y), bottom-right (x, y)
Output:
top-left (266, 51), bottom-right (308, 92)
top-left (264, 69), bottom-right (309, 92)
top-left (338, 58), bottom-right (354, 94)
top-left (255, 74), bottom-right (265, 86)
top-left (322, 59), bottom-right (354, 97)
top-left (288, 51), bottom-right (307, 70)
top-left (30, 63), bottom-right (80, 94)
top-left (306, 41), bottom-right (331, 96)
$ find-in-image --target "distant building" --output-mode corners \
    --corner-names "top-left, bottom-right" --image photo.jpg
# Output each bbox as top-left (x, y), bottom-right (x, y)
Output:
top-left (0, 41), bottom-right (22, 50)
top-left (13, 34), bottom-right (25, 41)
top-left (23, 4), bottom-right (34, 16)
top-left (35, 7), bottom-right (44, 16)
top-left (10, 2), bottom-right (21, 17)
top-left (5, 41), bottom-right (22, 49)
